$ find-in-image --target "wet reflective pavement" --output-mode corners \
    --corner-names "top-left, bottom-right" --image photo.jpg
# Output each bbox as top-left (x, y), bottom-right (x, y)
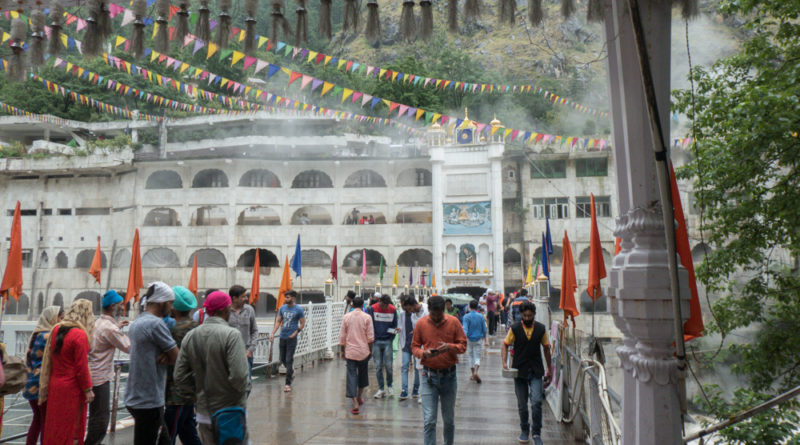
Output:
top-left (101, 337), bottom-right (576, 444)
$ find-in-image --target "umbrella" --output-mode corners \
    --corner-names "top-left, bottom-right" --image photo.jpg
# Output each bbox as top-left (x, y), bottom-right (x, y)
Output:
top-left (439, 293), bottom-right (474, 305)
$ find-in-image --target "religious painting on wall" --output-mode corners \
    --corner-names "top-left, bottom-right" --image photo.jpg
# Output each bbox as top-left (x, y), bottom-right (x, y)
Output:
top-left (443, 201), bottom-right (491, 235)
top-left (459, 244), bottom-right (477, 272)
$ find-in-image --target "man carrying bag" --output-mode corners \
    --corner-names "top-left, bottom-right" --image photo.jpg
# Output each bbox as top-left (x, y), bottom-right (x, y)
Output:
top-left (175, 291), bottom-right (251, 444)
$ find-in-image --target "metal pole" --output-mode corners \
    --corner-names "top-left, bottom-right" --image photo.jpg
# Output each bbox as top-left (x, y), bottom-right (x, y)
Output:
top-left (110, 362), bottom-right (122, 432)
top-left (106, 240), bottom-right (117, 293)
top-left (625, 0), bottom-right (688, 413)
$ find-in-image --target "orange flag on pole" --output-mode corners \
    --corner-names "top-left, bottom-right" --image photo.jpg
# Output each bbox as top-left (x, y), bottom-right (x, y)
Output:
top-left (559, 231), bottom-right (579, 325)
top-left (669, 163), bottom-right (704, 341)
top-left (276, 255), bottom-right (291, 311)
top-left (188, 254), bottom-right (198, 296)
top-left (124, 229), bottom-right (143, 307)
top-left (89, 236), bottom-right (102, 284)
top-left (586, 193), bottom-right (607, 300)
top-left (250, 249), bottom-right (260, 305)
top-left (1, 201), bottom-right (23, 301)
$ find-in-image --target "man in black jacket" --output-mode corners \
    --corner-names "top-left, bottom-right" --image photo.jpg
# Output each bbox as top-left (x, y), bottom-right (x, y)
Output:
top-left (501, 301), bottom-right (552, 444)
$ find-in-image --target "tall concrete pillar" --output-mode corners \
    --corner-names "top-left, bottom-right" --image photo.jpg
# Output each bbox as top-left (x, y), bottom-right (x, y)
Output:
top-left (430, 149), bottom-right (444, 292)
top-left (603, 1), bottom-right (690, 443)
top-left (489, 144), bottom-right (504, 291)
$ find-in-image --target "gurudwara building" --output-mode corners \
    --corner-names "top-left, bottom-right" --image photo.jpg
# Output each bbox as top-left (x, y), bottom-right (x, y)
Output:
top-left (0, 110), bottom-right (705, 321)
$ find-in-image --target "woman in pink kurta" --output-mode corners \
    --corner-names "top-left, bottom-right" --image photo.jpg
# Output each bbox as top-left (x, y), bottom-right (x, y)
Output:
top-left (39, 300), bottom-right (95, 445)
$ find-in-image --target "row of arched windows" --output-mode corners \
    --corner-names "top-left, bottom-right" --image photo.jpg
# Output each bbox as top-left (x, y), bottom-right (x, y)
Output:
top-left (144, 205), bottom-right (432, 227)
top-left (502, 242), bottom-right (714, 267)
top-left (145, 168), bottom-right (432, 190)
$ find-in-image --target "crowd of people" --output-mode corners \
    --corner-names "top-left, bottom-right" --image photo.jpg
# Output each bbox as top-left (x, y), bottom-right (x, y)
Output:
top-left (5, 283), bottom-right (551, 445)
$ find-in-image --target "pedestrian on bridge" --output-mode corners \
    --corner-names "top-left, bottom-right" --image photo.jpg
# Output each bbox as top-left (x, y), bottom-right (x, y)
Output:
top-left (85, 291), bottom-right (130, 445)
top-left (23, 305), bottom-right (62, 445)
top-left (411, 296), bottom-right (467, 445)
top-left (175, 290), bottom-right (250, 444)
top-left (227, 285), bottom-right (258, 374)
top-left (270, 290), bottom-right (305, 392)
top-left (462, 299), bottom-right (487, 384)
top-left (502, 301), bottom-right (552, 445)
top-left (338, 296), bottom-right (374, 415)
top-left (397, 294), bottom-right (428, 400)
top-left (367, 293), bottom-right (397, 399)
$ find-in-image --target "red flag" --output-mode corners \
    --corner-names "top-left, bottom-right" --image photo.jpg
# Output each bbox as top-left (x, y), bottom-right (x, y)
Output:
top-left (670, 163), bottom-right (704, 341)
top-left (276, 255), bottom-right (292, 310)
top-left (89, 236), bottom-right (102, 284)
top-left (330, 246), bottom-right (338, 281)
top-left (586, 193), bottom-right (607, 300)
top-left (250, 249), bottom-right (260, 305)
top-left (188, 254), bottom-right (198, 296)
top-left (1, 201), bottom-right (23, 301)
top-left (559, 231), bottom-right (579, 326)
top-left (124, 229), bottom-right (143, 307)
top-left (614, 237), bottom-right (622, 256)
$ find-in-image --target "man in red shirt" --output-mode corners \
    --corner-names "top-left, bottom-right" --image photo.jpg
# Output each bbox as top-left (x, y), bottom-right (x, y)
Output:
top-left (411, 296), bottom-right (467, 445)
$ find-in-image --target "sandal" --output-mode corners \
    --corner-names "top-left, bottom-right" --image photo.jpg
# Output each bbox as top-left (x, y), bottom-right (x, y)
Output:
top-left (358, 397), bottom-right (365, 405)
top-left (350, 407), bottom-right (360, 415)
top-left (284, 385), bottom-right (292, 392)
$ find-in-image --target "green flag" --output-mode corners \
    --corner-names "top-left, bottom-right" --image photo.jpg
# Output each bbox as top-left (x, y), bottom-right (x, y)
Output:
top-left (379, 256), bottom-right (384, 282)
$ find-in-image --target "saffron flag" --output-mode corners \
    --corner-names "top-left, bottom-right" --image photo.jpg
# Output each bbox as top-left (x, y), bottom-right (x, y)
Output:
top-left (541, 233), bottom-right (550, 279)
top-left (0, 201), bottom-right (23, 301)
top-left (361, 249), bottom-right (367, 282)
top-left (276, 255), bottom-right (291, 310)
top-left (124, 229), bottom-right (143, 306)
top-left (431, 272), bottom-right (436, 289)
top-left (559, 231), bottom-right (579, 325)
top-left (670, 163), bottom-right (704, 341)
top-left (614, 238), bottom-right (622, 256)
top-left (586, 193), bottom-right (607, 300)
top-left (291, 235), bottom-right (302, 277)
top-left (250, 249), bottom-right (260, 305)
top-left (392, 264), bottom-right (399, 286)
top-left (188, 254), bottom-right (198, 296)
top-left (89, 236), bottom-right (102, 284)
top-left (330, 246), bottom-right (338, 281)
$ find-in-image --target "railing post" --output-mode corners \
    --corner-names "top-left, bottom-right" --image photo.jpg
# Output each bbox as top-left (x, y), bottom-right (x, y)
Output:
top-left (109, 362), bottom-right (122, 433)
top-left (323, 296), bottom-right (334, 360)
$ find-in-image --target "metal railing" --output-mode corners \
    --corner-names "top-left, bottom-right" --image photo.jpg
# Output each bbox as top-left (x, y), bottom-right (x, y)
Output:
top-left (547, 323), bottom-right (622, 445)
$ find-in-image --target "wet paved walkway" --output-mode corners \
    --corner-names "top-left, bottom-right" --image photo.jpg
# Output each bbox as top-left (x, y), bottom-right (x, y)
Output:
top-left (3, 336), bottom-right (575, 444)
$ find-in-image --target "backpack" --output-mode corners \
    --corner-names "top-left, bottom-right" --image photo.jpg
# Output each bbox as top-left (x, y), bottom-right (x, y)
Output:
top-left (511, 301), bottom-right (524, 324)
top-left (0, 344), bottom-right (26, 396)
top-left (211, 406), bottom-right (247, 445)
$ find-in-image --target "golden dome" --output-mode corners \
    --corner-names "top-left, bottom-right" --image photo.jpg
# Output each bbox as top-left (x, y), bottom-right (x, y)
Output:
top-left (458, 107), bottom-right (477, 130)
top-left (490, 114), bottom-right (502, 127)
top-left (429, 122), bottom-right (442, 131)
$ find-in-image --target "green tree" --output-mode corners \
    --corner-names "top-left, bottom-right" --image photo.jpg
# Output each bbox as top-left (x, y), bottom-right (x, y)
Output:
top-left (673, 0), bottom-right (800, 442)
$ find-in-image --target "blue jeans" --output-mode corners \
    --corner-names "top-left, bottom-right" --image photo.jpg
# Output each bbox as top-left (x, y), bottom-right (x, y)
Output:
top-left (514, 376), bottom-right (544, 435)
top-left (401, 350), bottom-right (420, 395)
top-left (421, 368), bottom-right (457, 445)
top-left (373, 340), bottom-right (394, 390)
top-left (164, 405), bottom-right (202, 445)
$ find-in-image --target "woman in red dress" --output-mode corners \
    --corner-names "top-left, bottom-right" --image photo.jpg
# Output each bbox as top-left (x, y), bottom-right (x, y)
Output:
top-left (38, 299), bottom-right (95, 445)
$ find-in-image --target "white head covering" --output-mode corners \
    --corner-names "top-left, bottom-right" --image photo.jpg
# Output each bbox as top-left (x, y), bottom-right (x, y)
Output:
top-left (141, 281), bottom-right (175, 306)
top-left (374, 292), bottom-right (381, 298)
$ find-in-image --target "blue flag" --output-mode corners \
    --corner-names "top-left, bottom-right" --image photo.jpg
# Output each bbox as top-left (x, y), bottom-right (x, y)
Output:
top-left (545, 216), bottom-right (553, 254)
top-left (409, 266), bottom-right (414, 286)
top-left (541, 233), bottom-right (550, 279)
top-left (291, 235), bottom-right (302, 277)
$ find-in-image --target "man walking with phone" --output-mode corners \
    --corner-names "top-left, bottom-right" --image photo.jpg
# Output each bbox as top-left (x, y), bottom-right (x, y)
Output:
top-left (411, 296), bottom-right (467, 445)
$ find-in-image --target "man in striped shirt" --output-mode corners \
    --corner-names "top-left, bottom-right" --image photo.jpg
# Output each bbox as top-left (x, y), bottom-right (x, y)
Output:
top-left (85, 290), bottom-right (131, 445)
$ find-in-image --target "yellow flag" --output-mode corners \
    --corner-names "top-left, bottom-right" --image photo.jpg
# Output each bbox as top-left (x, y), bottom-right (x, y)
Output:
top-left (238, 29), bottom-right (246, 42)
top-left (150, 50), bottom-right (159, 62)
top-left (258, 36), bottom-right (268, 48)
top-left (231, 51), bottom-right (245, 66)
top-left (341, 88), bottom-right (353, 103)
top-left (392, 264), bottom-right (398, 286)
top-left (415, 109), bottom-right (425, 121)
top-left (321, 82), bottom-right (334, 96)
top-left (337, 59), bottom-right (346, 69)
top-left (207, 42), bottom-right (218, 59)
top-left (391, 71), bottom-right (399, 82)
top-left (324, 55), bottom-right (332, 65)
top-left (114, 36), bottom-right (126, 48)
top-left (307, 50), bottom-right (318, 63)
top-left (525, 264), bottom-right (532, 285)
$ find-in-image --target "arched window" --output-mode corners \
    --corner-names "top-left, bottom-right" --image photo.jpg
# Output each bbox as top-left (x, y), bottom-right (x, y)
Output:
top-left (75, 249), bottom-right (108, 268)
top-left (144, 207), bottom-right (181, 226)
top-left (577, 247), bottom-right (611, 266)
top-left (291, 170), bottom-right (333, 188)
top-left (52, 293), bottom-right (64, 308)
top-left (396, 168), bottom-right (432, 187)
top-left (38, 251), bottom-right (49, 268)
top-left (192, 169), bottom-right (229, 188)
top-left (239, 169), bottom-right (280, 188)
top-left (4, 293), bottom-right (29, 316)
top-left (55, 251), bottom-right (68, 268)
top-left (142, 248), bottom-right (180, 268)
top-left (342, 206), bottom-right (386, 225)
top-left (504, 248), bottom-right (521, 264)
top-left (75, 291), bottom-right (102, 315)
top-left (191, 206), bottom-right (228, 226)
top-left (691, 243), bottom-right (711, 264)
top-left (344, 170), bottom-right (386, 188)
top-left (533, 246), bottom-right (563, 267)
top-left (36, 292), bottom-right (44, 314)
top-left (397, 249), bottom-right (433, 267)
top-left (290, 206), bottom-right (332, 225)
top-left (237, 249), bottom-right (280, 269)
top-left (342, 249), bottom-right (387, 273)
top-left (113, 248), bottom-right (131, 268)
top-left (395, 206), bottom-right (432, 224)
top-left (188, 249), bottom-right (227, 267)
top-left (290, 249), bottom-right (332, 268)
top-left (238, 206), bottom-right (280, 226)
top-left (145, 170), bottom-right (183, 189)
